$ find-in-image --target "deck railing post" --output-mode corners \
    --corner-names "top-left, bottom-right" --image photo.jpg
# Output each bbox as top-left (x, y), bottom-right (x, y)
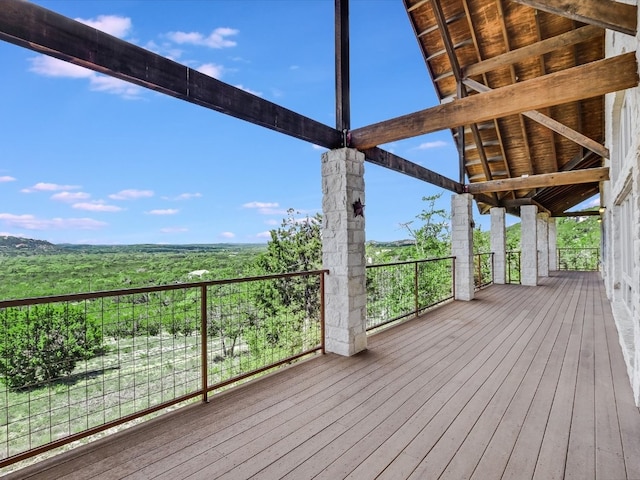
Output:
top-left (320, 271), bottom-right (326, 354)
top-left (200, 285), bottom-right (208, 403)
top-left (414, 261), bottom-right (419, 316)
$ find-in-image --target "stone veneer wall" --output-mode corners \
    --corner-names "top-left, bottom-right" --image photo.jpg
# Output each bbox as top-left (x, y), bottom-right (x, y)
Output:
top-left (321, 148), bottom-right (367, 356)
top-left (603, 18), bottom-right (640, 406)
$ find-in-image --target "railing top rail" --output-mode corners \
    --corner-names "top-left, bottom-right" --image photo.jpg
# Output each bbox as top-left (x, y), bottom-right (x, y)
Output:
top-left (0, 269), bottom-right (330, 308)
top-left (366, 256), bottom-right (455, 269)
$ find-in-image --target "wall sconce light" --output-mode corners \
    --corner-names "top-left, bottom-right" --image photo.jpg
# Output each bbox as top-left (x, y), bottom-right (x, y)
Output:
top-left (599, 206), bottom-right (606, 214)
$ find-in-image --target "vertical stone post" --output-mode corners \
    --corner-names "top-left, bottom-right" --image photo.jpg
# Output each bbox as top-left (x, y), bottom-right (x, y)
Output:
top-left (490, 207), bottom-right (506, 284)
top-left (537, 212), bottom-right (550, 277)
top-left (321, 148), bottom-right (367, 356)
top-left (548, 217), bottom-right (557, 271)
top-left (521, 205), bottom-right (538, 286)
top-left (452, 193), bottom-right (475, 300)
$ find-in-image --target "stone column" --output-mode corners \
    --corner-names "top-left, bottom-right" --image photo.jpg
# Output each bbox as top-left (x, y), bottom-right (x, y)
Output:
top-left (548, 217), bottom-right (557, 271)
top-left (452, 193), bottom-right (474, 300)
top-left (521, 205), bottom-right (538, 286)
top-left (490, 207), bottom-right (506, 284)
top-left (537, 212), bottom-right (550, 277)
top-left (321, 148), bottom-right (367, 356)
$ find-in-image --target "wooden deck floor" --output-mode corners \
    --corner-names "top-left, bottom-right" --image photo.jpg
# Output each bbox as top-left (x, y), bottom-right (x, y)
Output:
top-left (4, 271), bottom-right (640, 479)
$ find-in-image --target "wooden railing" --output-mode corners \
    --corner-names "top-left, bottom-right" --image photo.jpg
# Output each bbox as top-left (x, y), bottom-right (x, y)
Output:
top-left (474, 252), bottom-right (494, 290)
top-left (0, 270), bottom-right (327, 467)
top-left (557, 248), bottom-right (600, 271)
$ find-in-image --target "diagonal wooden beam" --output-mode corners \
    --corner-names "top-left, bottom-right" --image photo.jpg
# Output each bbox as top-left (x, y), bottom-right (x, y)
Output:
top-left (463, 24), bottom-right (602, 78)
top-left (0, 0), bottom-right (342, 149)
top-left (510, 0), bottom-right (636, 36)
top-left (362, 147), bottom-right (464, 193)
top-left (350, 53), bottom-right (637, 149)
top-left (463, 78), bottom-right (609, 159)
top-left (465, 167), bottom-right (609, 194)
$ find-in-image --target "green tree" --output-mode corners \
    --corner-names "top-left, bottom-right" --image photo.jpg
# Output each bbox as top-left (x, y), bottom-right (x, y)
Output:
top-left (0, 304), bottom-right (103, 390)
top-left (399, 193), bottom-right (451, 259)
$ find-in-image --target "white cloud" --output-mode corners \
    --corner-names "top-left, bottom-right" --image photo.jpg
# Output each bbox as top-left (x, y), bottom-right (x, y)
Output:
top-left (0, 213), bottom-right (107, 230)
top-left (219, 231), bottom-right (235, 239)
top-left (416, 140), bottom-right (448, 150)
top-left (28, 56), bottom-right (143, 98)
top-left (89, 75), bottom-right (143, 98)
top-left (161, 227), bottom-right (188, 233)
top-left (29, 56), bottom-right (93, 78)
top-left (166, 27), bottom-right (239, 49)
top-left (147, 209), bottom-right (179, 215)
top-left (109, 189), bottom-right (154, 200)
top-left (234, 84), bottom-right (262, 96)
top-left (256, 231), bottom-right (272, 239)
top-left (243, 201), bottom-right (285, 215)
top-left (243, 201), bottom-right (279, 209)
top-left (197, 63), bottom-right (224, 79)
top-left (22, 182), bottom-right (81, 193)
top-left (587, 196), bottom-right (601, 207)
top-left (163, 192), bottom-right (203, 201)
top-left (75, 15), bottom-right (132, 38)
top-left (0, 176), bottom-right (16, 183)
top-left (51, 191), bottom-right (91, 202)
top-left (72, 202), bottom-right (123, 212)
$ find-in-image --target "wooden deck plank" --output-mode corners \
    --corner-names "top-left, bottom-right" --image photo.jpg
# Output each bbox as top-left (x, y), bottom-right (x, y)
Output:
top-left (293, 284), bottom-right (534, 480)
top-left (405, 277), bottom-right (570, 479)
top-left (592, 273), bottom-right (628, 479)
top-left (335, 286), bottom-right (545, 480)
top-left (3, 272), bottom-right (639, 480)
top-left (565, 273), bottom-right (597, 479)
top-left (372, 302), bottom-right (555, 477)
top-left (601, 282), bottom-right (640, 480)
top-left (443, 276), bottom-right (580, 479)
top-left (499, 276), bottom-right (583, 479)
top-left (532, 273), bottom-right (587, 480)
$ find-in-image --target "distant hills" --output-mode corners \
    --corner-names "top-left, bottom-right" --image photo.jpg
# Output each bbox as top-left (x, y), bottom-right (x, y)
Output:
top-left (0, 235), bottom-right (268, 256)
top-left (0, 235), bottom-right (62, 255)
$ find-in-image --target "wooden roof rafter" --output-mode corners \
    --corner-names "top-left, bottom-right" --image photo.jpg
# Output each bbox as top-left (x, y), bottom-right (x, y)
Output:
top-left (349, 52), bottom-right (638, 148)
top-left (510, 0), bottom-right (637, 36)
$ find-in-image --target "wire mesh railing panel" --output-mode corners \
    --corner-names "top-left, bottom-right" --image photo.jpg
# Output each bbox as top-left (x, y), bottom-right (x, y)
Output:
top-left (557, 248), bottom-right (600, 271)
top-left (0, 270), bottom-right (326, 467)
top-left (205, 274), bottom-right (323, 388)
top-left (506, 251), bottom-right (521, 284)
top-left (366, 257), bottom-right (454, 331)
top-left (415, 258), bottom-right (454, 311)
top-left (474, 253), bottom-right (494, 290)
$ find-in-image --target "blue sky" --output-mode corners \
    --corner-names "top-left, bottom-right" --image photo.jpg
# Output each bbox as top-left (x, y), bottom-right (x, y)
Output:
top-left (0, 1), bottom-right (597, 245)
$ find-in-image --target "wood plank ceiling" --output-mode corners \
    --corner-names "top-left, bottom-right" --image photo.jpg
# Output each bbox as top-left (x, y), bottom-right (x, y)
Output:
top-left (398, 0), bottom-right (637, 216)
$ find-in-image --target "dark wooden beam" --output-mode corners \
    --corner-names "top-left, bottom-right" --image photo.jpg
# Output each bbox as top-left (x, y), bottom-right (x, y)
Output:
top-left (335, 0), bottom-right (350, 137)
top-left (466, 167), bottom-right (609, 194)
top-left (554, 210), bottom-right (601, 217)
top-left (463, 25), bottom-right (602, 78)
top-left (362, 147), bottom-right (463, 193)
top-left (510, 0), bottom-right (637, 36)
top-left (0, 0), bottom-right (342, 149)
top-left (350, 53), bottom-right (638, 149)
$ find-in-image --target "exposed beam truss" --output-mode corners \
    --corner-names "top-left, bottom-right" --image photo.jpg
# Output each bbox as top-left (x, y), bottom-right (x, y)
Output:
top-left (466, 167), bottom-right (609, 194)
top-left (350, 53), bottom-right (638, 149)
top-left (463, 78), bottom-right (609, 159)
top-left (510, 0), bottom-right (637, 36)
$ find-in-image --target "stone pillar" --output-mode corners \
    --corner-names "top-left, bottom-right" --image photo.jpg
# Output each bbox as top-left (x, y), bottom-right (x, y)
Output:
top-left (321, 148), bottom-right (367, 356)
top-left (537, 212), bottom-right (550, 277)
top-left (521, 205), bottom-right (538, 286)
top-left (452, 193), bottom-right (474, 300)
top-left (490, 207), bottom-right (507, 284)
top-left (548, 217), bottom-right (557, 271)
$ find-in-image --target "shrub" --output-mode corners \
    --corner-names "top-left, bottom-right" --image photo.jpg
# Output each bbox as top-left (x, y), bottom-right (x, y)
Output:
top-left (0, 304), bottom-right (103, 390)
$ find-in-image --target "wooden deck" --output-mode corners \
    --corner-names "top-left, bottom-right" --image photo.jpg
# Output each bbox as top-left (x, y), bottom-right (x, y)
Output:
top-left (4, 271), bottom-right (640, 479)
